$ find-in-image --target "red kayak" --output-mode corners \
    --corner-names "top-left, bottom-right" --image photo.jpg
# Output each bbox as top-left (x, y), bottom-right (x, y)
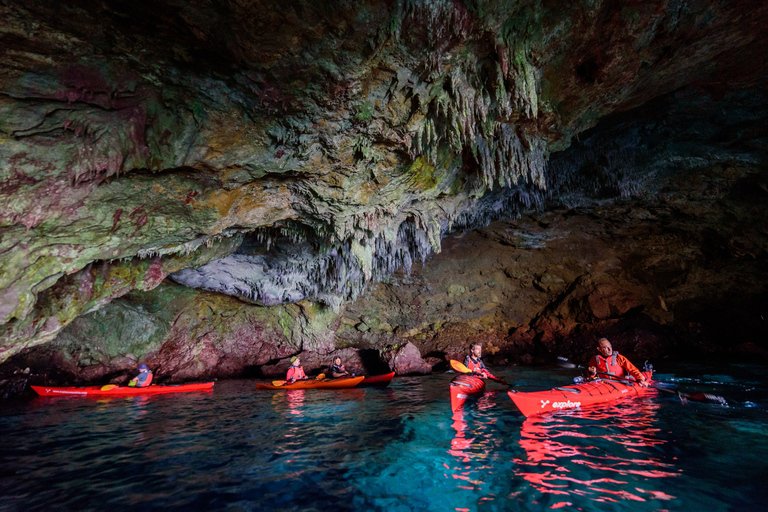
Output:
top-left (358, 372), bottom-right (395, 388)
top-left (450, 374), bottom-right (486, 411)
top-left (31, 382), bottom-right (215, 397)
top-left (255, 376), bottom-right (364, 390)
top-left (508, 371), bottom-right (654, 417)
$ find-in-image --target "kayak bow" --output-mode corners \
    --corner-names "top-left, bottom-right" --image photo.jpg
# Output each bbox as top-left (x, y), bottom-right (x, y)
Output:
top-left (358, 372), bottom-right (395, 388)
top-left (450, 374), bottom-right (486, 411)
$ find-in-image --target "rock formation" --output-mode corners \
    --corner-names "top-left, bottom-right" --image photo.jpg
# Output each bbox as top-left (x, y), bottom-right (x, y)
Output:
top-left (1, 1), bottom-right (767, 391)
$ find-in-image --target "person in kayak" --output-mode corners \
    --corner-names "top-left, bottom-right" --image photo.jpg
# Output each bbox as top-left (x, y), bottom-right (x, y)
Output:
top-left (588, 338), bottom-right (649, 387)
top-left (286, 356), bottom-right (307, 383)
top-left (330, 357), bottom-right (349, 378)
top-left (464, 342), bottom-right (495, 379)
top-left (128, 364), bottom-right (153, 388)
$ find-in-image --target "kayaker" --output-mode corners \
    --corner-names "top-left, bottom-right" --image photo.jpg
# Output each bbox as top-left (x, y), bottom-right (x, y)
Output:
top-left (286, 356), bottom-right (307, 383)
top-left (464, 342), bottom-right (495, 379)
top-left (330, 357), bottom-right (349, 378)
top-left (588, 338), bottom-right (649, 387)
top-left (128, 364), bottom-right (153, 388)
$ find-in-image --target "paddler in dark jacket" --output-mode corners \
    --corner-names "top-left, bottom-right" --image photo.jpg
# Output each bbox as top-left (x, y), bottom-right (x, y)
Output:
top-left (588, 338), bottom-right (649, 387)
top-left (330, 357), bottom-right (349, 378)
top-left (464, 342), bottom-right (495, 379)
top-left (286, 356), bottom-right (307, 383)
top-left (128, 364), bottom-right (153, 388)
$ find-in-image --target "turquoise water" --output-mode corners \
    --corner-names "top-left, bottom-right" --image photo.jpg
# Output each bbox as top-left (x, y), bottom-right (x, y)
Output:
top-left (1, 364), bottom-right (767, 511)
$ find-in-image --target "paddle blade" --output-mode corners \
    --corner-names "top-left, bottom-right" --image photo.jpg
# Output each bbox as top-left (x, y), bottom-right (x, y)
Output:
top-left (272, 380), bottom-right (287, 386)
top-left (450, 360), bottom-right (471, 374)
top-left (316, 374), bottom-right (326, 380)
top-left (100, 384), bottom-right (118, 391)
top-left (556, 356), bottom-right (577, 369)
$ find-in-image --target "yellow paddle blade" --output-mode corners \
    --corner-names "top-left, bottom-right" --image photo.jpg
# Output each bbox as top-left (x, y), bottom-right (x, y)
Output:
top-left (450, 360), bottom-right (471, 374)
top-left (100, 384), bottom-right (118, 391)
top-left (272, 380), bottom-right (287, 386)
top-left (316, 374), bottom-right (326, 380)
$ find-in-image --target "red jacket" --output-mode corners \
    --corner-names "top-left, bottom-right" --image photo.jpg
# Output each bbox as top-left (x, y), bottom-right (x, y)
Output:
top-left (286, 366), bottom-right (306, 382)
top-left (589, 352), bottom-right (644, 381)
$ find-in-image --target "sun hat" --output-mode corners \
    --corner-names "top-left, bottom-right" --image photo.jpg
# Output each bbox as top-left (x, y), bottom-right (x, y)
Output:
top-left (138, 364), bottom-right (148, 370)
top-left (290, 356), bottom-right (299, 363)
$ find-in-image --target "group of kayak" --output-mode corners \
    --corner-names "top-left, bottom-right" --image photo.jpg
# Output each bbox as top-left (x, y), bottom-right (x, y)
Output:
top-left (31, 356), bottom-right (395, 397)
top-left (33, 337), bottom-right (667, 418)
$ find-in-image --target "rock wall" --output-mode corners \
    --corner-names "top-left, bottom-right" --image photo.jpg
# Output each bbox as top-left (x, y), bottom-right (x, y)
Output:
top-left (1, 1), bottom-right (768, 391)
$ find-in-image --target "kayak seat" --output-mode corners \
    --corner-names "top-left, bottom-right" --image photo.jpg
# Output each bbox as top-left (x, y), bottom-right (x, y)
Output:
top-left (555, 387), bottom-right (582, 394)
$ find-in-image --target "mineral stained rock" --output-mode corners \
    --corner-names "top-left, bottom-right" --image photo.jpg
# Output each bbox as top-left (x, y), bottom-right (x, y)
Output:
top-left (2, 1), bottom-right (768, 382)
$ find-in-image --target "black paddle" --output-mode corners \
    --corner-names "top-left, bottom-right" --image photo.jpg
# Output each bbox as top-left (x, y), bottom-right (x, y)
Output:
top-left (556, 357), bottom-right (727, 405)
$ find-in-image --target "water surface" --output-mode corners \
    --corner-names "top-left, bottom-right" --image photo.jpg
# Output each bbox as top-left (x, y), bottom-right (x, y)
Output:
top-left (1, 364), bottom-right (767, 511)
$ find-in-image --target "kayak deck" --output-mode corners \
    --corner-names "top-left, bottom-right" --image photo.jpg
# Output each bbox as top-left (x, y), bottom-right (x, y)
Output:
top-left (508, 371), bottom-right (653, 417)
top-left (255, 376), bottom-right (364, 390)
top-left (31, 382), bottom-right (215, 397)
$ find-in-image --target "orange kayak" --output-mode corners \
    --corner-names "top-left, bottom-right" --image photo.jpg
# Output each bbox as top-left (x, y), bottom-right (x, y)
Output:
top-left (508, 371), bottom-right (654, 417)
top-left (31, 382), bottom-right (215, 397)
top-left (255, 376), bottom-right (364, 390)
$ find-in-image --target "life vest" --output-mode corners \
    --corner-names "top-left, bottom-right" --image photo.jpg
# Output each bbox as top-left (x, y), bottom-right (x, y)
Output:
top-left (332, 364), bottom-right (346, 374)
top-left (136, 370), bottom-right (153, 388)
top-left (465, 356), bottom-right (486, 374)
top-left (286, 366), bottom-right (306, 381)
top-left (596, 352), bottom-right (624, 377)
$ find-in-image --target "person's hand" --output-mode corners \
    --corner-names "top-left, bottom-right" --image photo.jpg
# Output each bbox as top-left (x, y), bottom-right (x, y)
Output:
top-left (638, 379), bottom-right (649, 388)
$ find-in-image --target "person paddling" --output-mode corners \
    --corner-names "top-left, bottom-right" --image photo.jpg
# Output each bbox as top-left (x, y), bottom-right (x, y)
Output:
top-left (128, 364), bottom-right (153, 388)
top-left (463, 342), bottom-right (495, 380)
top-left (588, 338), bottom-right (649, 387)
top-left (330, 357), bottom-right (349, 378)
top-left (286, 356), bottom-right (307, 383)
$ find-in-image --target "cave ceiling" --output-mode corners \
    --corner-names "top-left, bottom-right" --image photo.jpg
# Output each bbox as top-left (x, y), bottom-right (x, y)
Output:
top-left (1, 0), bottom-right (768, 362)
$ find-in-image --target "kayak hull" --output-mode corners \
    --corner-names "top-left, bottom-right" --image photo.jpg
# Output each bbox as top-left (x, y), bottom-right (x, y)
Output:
top-left (31, 382), bottom-right (215, 397)
top-left (508, 371), bottom-right (654, 417)
top-left (255, 376), bottom-right (364, 390)
top-left (450, 374), bottom-right (486, 411)
top-left (358, 372), bottom-right (395, 388)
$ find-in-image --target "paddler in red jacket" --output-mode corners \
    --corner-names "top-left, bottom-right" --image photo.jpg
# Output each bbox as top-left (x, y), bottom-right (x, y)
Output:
top-left (464, 342), bottom-right (495, 379)
top-left (286, 356), bottom-right (307, 383)
top-left (588, 338), bottom-right (649, 387)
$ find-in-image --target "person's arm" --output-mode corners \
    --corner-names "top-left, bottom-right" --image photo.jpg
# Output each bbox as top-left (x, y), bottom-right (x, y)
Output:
top-left (587, 355), bottom-right (598, 377)
top-left (618, 355), bottom-right (648, 385)
top-left (286, 367), bottom-right (296, 382)
top-left (479, 360), bottom-right (494, 378)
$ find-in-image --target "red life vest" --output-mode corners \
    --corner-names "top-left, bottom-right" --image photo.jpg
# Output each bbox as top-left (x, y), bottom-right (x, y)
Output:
top-left (286, 366), bottom-right (306, 381)
top-left (466, 357), bottom-right (486, 374)
top-left (136, 371), bottom-right (153, 388)
top-left (596, 352), bottom-right (624, 377)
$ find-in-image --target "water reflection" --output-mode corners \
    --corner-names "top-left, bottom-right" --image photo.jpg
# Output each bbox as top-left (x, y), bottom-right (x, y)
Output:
top-left (514, 397), bottom-right (680, 507)
top-left (445, 393), bottom-right (502, 509)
